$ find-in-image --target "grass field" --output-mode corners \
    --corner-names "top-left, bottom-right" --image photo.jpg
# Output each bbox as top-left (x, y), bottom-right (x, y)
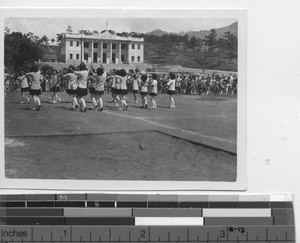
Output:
top-left (4, 92), bottom-right (237, 181)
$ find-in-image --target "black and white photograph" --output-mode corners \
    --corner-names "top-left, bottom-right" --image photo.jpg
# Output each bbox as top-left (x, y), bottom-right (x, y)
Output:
top-left (1, 9), bottom-right (246, 190)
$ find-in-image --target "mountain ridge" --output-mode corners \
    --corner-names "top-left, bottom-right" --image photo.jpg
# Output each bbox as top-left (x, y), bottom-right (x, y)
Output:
top-left (146, 22), bottom-right (237, 39)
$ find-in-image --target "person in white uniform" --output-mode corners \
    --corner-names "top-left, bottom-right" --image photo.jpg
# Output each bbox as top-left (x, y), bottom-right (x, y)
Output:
top-left (166, 72), bottom-right (176, 109)
top-left (18, 70), bottom-right (30, 104)
top-left (139, 74), bottom-right (148, 109)
top-left (74, 63), bottom-right (88, 112)
top-left (26, 65), bottom-right (42, 111)
top-left (118, 69), bottom-right (128, 111)
top-left (94, 67), bottom-right (107, 111)
top-left (149, 73), bottom-right (158, 109)
top-left (64, 65), bottom-right (79, 110)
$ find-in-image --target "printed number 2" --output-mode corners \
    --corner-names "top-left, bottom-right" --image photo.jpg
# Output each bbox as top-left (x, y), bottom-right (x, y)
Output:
top-left (140, 230), bottom-right (146, 238)
top-left (220, 230), bottom-right (226, 238)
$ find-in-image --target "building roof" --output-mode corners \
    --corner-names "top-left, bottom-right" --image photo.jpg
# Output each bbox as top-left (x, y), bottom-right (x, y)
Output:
top-left (64, 31), bottom-right (144, 42)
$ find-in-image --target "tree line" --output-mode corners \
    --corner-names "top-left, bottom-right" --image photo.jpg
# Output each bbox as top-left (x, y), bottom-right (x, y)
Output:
top-left (145, 29), bottom-right (237, 52)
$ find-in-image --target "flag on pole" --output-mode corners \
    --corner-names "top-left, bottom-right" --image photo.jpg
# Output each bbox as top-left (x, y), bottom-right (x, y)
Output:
top-left (5, 27), bottom-right (10, 34)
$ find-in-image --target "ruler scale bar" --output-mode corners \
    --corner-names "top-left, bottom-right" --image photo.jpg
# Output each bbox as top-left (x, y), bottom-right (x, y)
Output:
top-left (0, 194), bottom-right (295, 242)
top-left (0, 225), bottom-right (295, 241)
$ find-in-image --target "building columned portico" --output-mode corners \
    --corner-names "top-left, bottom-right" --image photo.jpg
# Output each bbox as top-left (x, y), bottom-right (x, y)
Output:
top-left (59, 30), bottom-right (144, 65)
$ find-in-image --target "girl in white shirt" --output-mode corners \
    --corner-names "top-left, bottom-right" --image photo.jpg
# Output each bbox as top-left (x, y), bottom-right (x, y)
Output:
top-left (49, 69), bottom-right (62, 104)
top-left (149, 73), bottom-right (158, 109)
top-left (95, 67), bottom-right (107, 111)
top-left (118, 69), bottom-right (128, 111)
top-left (75, 63), bottom-right (88, 112)
top-left (131, 73), bottom-right (139, 103)
top-left (88, 68), bottom-right (97, 110)
top-left (139, 74), bottom-right (148, 109)
top-left (64, 65), bottom-right (79, 110)
top-left (18, 70), bottom-right (30, 104)
top-left (167, 72), bottom-right (176, 109)
top-left (26, 65), bottom-right (42, 111)
top-left (109, 70), bottom-right (120, 108)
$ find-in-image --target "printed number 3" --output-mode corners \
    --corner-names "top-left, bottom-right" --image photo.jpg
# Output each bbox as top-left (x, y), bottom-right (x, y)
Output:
top-left (220, 230), bottom-right (226, 238)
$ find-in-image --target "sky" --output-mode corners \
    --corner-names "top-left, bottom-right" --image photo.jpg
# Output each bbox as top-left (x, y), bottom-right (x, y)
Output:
top-left (5, 18), bottom-right (236, 43)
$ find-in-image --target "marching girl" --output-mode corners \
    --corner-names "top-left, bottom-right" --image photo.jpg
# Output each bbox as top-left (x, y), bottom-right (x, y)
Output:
top-left (49, 69), bottom-right (62, 103)
top-left (18, 70), bottom-right (30, 104)
top-left (74, 63), bottom-right (89, 112)
top-left (166, 72), bottom-right (176, 109)
top-left (118, 69), bottom-right (128, 111)
top-left (26, 65), bottom-right (42, 111)
top-left (95, 67), bottom-right (107, 111)
top-left (88, 68), bottom-right (97, 110)
top-left (44, 70), bottom-right (51, 92)
top-left (109, 71), bottom-right (120, 108)
top-left (64, 65), bottom-right (79, 111)
top-left (131, 73), bottom-right (139, 103)
top-left (139, 74), bottom-right (148, 109)
top-left (110, 69), bottom-right (118, 103)
top-left (114, 70), bottom-right (122, 109)
top-left (149, 73), bottom-right (158, 109)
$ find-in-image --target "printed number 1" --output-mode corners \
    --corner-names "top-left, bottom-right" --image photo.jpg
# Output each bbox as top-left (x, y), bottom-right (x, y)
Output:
top-left (63, 230), bottom-right (67, 237)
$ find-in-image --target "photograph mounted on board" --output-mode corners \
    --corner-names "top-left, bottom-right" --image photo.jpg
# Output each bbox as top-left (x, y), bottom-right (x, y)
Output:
top-left (1, 9), bottom-right (246, 190)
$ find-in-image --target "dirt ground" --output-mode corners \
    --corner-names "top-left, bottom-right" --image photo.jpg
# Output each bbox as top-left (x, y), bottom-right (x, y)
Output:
top-left (5, 92), bottom-right (237, 181)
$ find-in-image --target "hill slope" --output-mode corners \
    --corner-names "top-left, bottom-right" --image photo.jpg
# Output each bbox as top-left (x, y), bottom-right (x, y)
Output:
top-left (146, 22), bottom-right (237, 39)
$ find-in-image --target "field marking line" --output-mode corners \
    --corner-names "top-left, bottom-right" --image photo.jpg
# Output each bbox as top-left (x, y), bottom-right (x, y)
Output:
top-left (137, 114), bottom-right (237, 119)
top-left (103, 110), bottom-right (236, 144)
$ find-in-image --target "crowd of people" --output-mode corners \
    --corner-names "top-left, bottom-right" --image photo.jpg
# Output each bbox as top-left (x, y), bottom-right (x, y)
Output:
top-left (4, 63), bottom-right (238, 112)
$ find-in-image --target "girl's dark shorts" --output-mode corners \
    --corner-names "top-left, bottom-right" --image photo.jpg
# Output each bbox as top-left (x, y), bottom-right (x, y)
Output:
top-left (140, 92), bottom-right (148, 96)
top-left (149, 93), bottom-right (157, 97)
top-left (67, 89), bottom-right (77, 95)
top-left (89, 87), bottom-right (96, 94)
top-left (119, 89), bottom-right (128, 95)
top-left (29, 89), bottom-right (41, 96)
top-left (132, 90), bottom-right (139, 94)
top-left (21, 87), bottom-right (29, 92)
top-left (76, 87), bottom-right (88, 97)
top-left (95, 90), bottom-right (104, 96)
top-left (167, 90), bottom-right (176, 95)
top-left (111, 88), bottom-right (117, 94)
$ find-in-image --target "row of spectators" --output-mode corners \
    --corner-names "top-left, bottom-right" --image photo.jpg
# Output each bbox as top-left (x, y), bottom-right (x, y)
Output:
top-left (4, 68), bottom-right (237, 96)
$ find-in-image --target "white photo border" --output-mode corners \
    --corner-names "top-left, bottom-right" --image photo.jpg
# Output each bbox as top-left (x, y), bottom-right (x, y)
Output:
top-left (0, 8), bottom-right (247, 191)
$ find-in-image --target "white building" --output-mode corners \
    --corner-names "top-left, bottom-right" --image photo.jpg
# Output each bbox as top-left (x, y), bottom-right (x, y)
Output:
top-left (59, 30), bottom-right (144, 65)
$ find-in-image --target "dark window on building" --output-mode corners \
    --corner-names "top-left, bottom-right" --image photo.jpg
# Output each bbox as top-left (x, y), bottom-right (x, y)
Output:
top-left (121, 44), bottom-right (125, 50)
top-left (112, 44), bottom-right (116, 49)
top-left (70, 41), bottom-right (73, 46)
top-left (121, 55), bottom-right (125, 62)
top-left (84, 53), bottom-right (88, 61)
top-left (132, 44), bottom-right (135, 49)
top-left (76, 41), bottom-right (79, 47)
top-left (76, 54), bottom-right (79, 60)
top-left (131, 56), bottom-right (134, 62)
top-left (70, 53), bottom-right (73, 59)
top-left (84, 42), bottom-right (89, 48)
top-left (103, 43), bottom-right (107, 49)
top-left (93, 42), bottom-right (98, 48)
top-left (137, 56), bottom-right (140, 62)
top-left (138, 44), bottom-right (140, 50)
